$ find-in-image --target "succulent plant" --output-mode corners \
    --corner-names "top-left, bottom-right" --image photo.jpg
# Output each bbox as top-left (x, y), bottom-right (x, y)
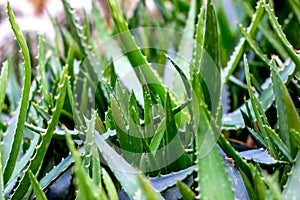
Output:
top-left (0, 0), bottom-right (300, 199)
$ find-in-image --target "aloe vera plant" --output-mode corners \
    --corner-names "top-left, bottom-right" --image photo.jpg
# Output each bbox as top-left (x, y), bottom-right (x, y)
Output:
top-left (0, 0), bottom-right (300, 199)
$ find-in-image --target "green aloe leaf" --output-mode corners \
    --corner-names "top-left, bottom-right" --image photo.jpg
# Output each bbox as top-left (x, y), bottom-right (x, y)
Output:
top-left (83, 110), bottom-right (97, 174)
top-left (12, 66), bottom-right (69, 198)
top-left (223, 59), bottom-right (296, 129)
top-left (166, 54), bottom-right (191, 99)
top-left (61, 0), bottom-right (90, 57)
top-left (264, 126), bottom-right (293, 162)
top-left (222, 1), bottom-right (264, 88)
top-left (177, 180), bottom-right (195, 200)
top-left (65, 133), bottom-right (102, 200)
top-left (195, 104), bottom-right (235, 200)
top-left (95, 134), bottom-right (164, 200)
top-left (263, 171), bottom-right (283, 199)
top-left (115, 80), bottom-right (129, 119)
top-left (263, 1), bottom-right (300, 71)
top-left (199, 0), bottom-right (221, 116)
top-left (176, 0), bottom-right (196, 77)
top-left (193, 7), bottom-right (205, 70)
top-left (102, 168), bottom-right (118, 200)
top-left (39, 155), bottom-right (74, 190)
top-left (83, 9), bottom-right (90, 44)
top-left (218, 134), bottom-right (264, 200)
top-left (28, 170), bottom-right (47, 200)
top-left (110, 94), bottom-right (131, 160)
top-left (164, 93), bottom-right (190, 171)
top-left (5, 130), bottom-right (39, 191)
top-left (247, 127), bottom-right (266, 149)
top-left (149, 117), bottom-right (166, 153)
top-left (61, 0), bottom-right (99, 85)
top-left (150, 165), bottom-right (195, 192)
top-left (0, 62), bottom-right (8, 114)
top-left (271, 62), bottom-right (300, 158)
top-left (143, 81), bottom-right (155, 141)
top-left (128, 93), bottom-right (143, 165)
top-left (2, 116), bottom-right (17, 178)
top-left (238, 23), bottom-right (270, 66)
top-left (32, 102), bottom-right (51, 121)
top-left (291, 130), bottom-right (300, 149)
top-left (92, 0), bottom-right (110, 42)
top-left (137, 174), bottom-right (162, 200)
top-left (107, 0), bottom-right (171, 106)
top-left (6, 55), bottom-right (21, 110)
top-left (37, 35), bottom-right (49, 109)
top-left (283, 153), bottom-right (300, 198)
top-left (92, 142), bottom-right (102, 186)
top-left (240, 0), bottom-right (288, 59)
top-left (4, 2), bottom-right (32, 184)
top-left (242, 59), bottom-right (294, 163)
top-left (216, 0), bottom-right (235, 66)
top-left (244, 55), bottom-right (279, 159)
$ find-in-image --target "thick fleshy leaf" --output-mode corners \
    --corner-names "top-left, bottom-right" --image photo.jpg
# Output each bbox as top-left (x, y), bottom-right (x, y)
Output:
top-left (221, 1), bottom-right (264, 88)
top-left (28, 170), bottom-right (47, 200)
top-left (83, 110), bottom-right (97, 174)
top-left (102, 168), bottom-right (118, 200)
top-left (219, 148), bottom-right (249, 200)
top-left (175, 0), bottom-right (196, 78)
top-left (137, 174), bottom-right (163, 200)
top-left (271, 63), bottom-right (300, 157)
top-left (193, 7), bottom-right (205, 70)
top-left (240, 0), bottom-right (288, 59)
top-left (244, 55), bottom-right (279, 160)
top-left (149, 165), bottom-right (195, 192)
top-left (238, 23), bottom-right (270, 66)
top-left (195, 105), bottom-right (234, 199)
top-left (107, 0), bottom-right (172, 106)
top-left (238, 149), bottom-right (280, 165)
top-left (37, 35), bottom-right (49, 109)
top-left (164, 93), bottom-right (190, 171)
top-left (200, 0), bottom-right (221, 117)
top-left (39, 155), bottom-right (74, 190)
top-left (223, 59), bottom-right (296, 129)
top-left (283, 153), bottom-right (300, 198)
top-left (177, 180), bottom-right (195, 200)
top-left (4, 2), bottom-right (32, 183)
top-left (95, 134), bottom-right (164, 200)
top-left (11, 66), bottom-right (69, 198)
top-left (65, 134), bottom-right (102, 200)
top-left (5, 129), bottom-right (39, 192)
top-left (263, 1), bottom-right (300, 71)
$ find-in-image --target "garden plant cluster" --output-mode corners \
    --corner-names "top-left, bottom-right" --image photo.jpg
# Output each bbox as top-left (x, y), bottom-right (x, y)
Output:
top-left (0, 0), bottom-right (300, 199)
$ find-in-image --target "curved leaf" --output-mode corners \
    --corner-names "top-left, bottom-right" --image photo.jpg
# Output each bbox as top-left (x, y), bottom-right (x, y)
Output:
top-left (107, 0), bottom-right (170, 106)
top-left (283, 153), bottom-right (300, 198)
top-left (28, 170), bottom-right (47, 200)
top-left (271, 63), bottom-right (300, 157)
top-left (150, 165), bottom-right (195, 192)
top-left (65, 134), bottom-right (102, 200)
top-left (177, 180), bottom-right (195, 200)
top-left (95, 134), bottom-right (164, 200)
top-left (263, 1), bottom-right (300, 71)
top-left (12, 66), bottom-right (69, 198)
top-left (4, 2), bottom-right (32, 184)
top-left (221, 1), bottom-right (264, 88)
